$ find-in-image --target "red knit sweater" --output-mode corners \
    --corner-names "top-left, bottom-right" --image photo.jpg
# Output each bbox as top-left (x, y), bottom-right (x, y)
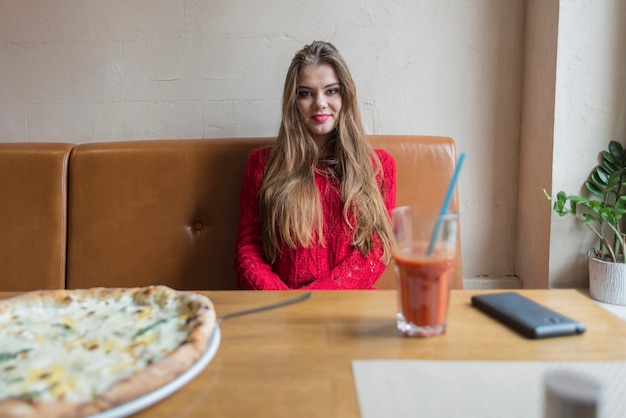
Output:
top-left (234, 147), bottom-right (396, 290)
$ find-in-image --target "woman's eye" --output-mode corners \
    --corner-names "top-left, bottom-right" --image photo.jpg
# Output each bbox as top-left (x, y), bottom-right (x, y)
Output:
top-left (327, 88), bottom-right (339, 95)
top-left (297, 91), bottom-right (312, 98)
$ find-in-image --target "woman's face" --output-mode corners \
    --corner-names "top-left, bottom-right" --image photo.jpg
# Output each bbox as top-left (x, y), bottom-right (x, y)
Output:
top-left (296, 63), bottom-right (342, 148)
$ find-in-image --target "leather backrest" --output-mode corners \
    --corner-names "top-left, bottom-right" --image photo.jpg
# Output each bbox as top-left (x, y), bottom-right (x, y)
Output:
top-left (66, 138), bottom-right (272, 290)
top-left (0, 143), bottom-right (73, 291)
top-left (370, 135), bottom-right (462, 290)
top-left (66, 136), bottom-right (461, 290)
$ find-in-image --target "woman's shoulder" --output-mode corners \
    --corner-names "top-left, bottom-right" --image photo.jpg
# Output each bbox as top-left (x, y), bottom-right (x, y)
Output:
top-left (246, 146), bottom-right (272, 166)
top-left (373, 148), bottom-right (394, 162)
top-left (373, 148), bottom-right (396, 169)
top-left (249, 145), bottom-right (272, 159)
top-left (242, 146), bottom-right (273, 184)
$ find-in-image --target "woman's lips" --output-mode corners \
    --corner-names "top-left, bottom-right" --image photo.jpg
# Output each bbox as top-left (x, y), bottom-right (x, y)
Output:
top-left (312, 114), bottom-right (330, 123)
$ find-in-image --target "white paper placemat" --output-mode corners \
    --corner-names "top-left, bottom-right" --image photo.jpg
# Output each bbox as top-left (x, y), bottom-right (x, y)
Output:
top-left (352, 360), bottom-right (626, 418)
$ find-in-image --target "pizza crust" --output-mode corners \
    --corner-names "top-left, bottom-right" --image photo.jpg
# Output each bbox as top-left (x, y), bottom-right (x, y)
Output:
top-left (0, 286), bottom-right (216, 418)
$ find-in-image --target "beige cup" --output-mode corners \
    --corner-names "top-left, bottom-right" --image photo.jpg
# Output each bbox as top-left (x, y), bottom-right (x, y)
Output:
top-left (544, 369), bottom-right (601, 418)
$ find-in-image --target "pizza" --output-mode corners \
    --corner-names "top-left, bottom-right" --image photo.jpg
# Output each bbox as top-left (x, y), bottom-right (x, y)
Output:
top-left (0, 285), bottom-right (216, 418)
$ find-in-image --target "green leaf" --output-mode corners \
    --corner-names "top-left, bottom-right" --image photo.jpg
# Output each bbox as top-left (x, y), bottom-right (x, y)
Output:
top-left (616, 196), bottom-right (626, 214)
top-left (589, 174), bottom-right (603, 189)
top-left (607, 169), bottom-right (623, 188)
top-left (602, 150), bottom-right (618, 166)
top-left (609, 141), bottom-right (624, 161)
top-left (587, 200), bottom-right (603, 211)
top-left (594, 166), bottom-right (609, 184)
top-left (553, 201), bottom-right (565, 214)
top-left (603, 159), bottom-right (618, 173)
top-left (569, 196), bottom-right (587, 205)
top-left (552, 193), bottom-right (567, 213)
top-left (585, 181), bottom-right (605, 197)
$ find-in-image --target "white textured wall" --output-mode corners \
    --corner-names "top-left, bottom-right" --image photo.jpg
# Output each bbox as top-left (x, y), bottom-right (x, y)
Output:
top-left (550, 0), bottom-right (626, 287)
top-left (0, 0), bottom-right (559, 284)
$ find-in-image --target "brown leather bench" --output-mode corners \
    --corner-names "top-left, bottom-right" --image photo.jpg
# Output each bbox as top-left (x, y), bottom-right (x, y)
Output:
top-left (66, 138), bottom-right (270, 291)
top-left (1, 136), bottom-right (461, 291)
top-left (0, 143), bottom-right (73, 291)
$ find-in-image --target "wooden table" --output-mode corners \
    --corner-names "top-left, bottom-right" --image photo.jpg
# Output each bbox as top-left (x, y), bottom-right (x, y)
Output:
top-left (3, 289), bottom-right (626, 417)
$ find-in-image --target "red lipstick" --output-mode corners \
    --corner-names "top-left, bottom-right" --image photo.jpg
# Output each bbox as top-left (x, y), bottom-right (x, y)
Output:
top-left (312, 114), bottom-right (330, 123)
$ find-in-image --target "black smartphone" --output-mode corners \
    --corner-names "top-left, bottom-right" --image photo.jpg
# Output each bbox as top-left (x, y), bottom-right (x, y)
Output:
top-left (471, 292), bottom-right (586, 339)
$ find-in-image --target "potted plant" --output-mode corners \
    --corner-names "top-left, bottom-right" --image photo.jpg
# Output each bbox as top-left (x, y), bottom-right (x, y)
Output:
top-left (544, 140), bottom-right (626, 305)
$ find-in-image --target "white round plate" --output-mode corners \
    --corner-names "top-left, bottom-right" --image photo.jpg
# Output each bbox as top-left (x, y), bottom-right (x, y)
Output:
top-left (89, 324), bottom-right (221, 418)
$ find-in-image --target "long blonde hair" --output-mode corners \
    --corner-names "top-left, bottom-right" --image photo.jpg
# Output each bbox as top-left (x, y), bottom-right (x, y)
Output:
top-left (260, 41), bottom-right (394, 264)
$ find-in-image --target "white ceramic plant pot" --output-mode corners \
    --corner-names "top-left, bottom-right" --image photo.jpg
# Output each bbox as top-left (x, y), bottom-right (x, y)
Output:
top-left (588, 257), bottom-right (626, 306)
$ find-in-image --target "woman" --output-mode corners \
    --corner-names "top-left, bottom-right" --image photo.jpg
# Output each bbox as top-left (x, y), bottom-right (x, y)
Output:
top-left (234, 41), bottom-right (396, 290)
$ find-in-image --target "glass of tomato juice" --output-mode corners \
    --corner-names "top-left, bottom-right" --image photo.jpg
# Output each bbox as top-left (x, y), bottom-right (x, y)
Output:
top-left (392, 206), bottom-right (458, 337)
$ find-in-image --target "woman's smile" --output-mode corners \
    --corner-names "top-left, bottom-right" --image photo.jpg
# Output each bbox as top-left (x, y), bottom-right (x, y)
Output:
top-left (312, 114), bottom-right (331, 123)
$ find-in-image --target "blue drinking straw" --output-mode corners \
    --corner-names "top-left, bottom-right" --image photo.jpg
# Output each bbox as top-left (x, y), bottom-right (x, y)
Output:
top-left (426, 152), bottom-right (466, 255)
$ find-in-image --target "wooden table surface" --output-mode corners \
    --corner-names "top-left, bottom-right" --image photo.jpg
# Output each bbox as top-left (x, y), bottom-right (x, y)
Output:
top-left (3, 289), bottom-right (626, 417)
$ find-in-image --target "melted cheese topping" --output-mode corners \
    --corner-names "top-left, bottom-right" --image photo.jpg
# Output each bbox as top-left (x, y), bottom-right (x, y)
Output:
top-left (0, 291), bottom-right (194, 403)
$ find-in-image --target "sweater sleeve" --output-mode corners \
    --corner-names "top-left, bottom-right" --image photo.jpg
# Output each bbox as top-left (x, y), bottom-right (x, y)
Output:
top-left (234, 148), bottom-right (289, 290)
top-left (301, 150), bottom-right (397, 290)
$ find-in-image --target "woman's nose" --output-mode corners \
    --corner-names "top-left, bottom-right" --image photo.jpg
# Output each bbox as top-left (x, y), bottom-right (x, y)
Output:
top-left (315, 94), bottom-right (327, 109)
